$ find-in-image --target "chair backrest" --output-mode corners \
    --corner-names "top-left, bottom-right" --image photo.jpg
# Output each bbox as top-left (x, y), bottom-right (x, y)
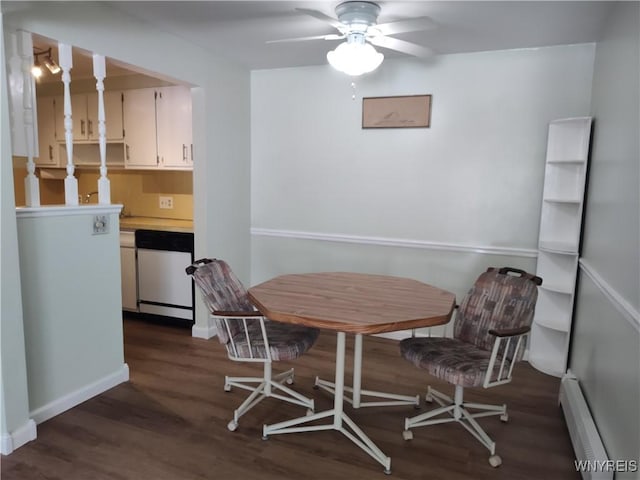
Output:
top-left (187, 258), bottom-right (255, 345)
top-left (454, 267), bottom-right (541, 355)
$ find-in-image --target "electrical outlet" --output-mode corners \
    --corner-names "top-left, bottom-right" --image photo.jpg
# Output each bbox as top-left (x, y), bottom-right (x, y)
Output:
top-left (92, 215), bottom-right (109, 235)
top-left (159, 196), bottom-right (174, 209)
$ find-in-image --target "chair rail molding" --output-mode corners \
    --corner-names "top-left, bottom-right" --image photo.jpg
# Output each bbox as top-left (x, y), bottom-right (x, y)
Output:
top-left (251, 228), bottom-right (538, 258)
top-left (578, 259), bottom-right (640, 332)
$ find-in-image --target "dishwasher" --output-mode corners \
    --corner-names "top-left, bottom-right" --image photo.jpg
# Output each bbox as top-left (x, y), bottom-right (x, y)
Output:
top-left (135, 229), bottom-right (195, 324)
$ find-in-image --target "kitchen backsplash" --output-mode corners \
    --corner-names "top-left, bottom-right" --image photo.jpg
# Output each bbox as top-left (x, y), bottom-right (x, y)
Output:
top-left (13, 158), bottom-right (193, 221)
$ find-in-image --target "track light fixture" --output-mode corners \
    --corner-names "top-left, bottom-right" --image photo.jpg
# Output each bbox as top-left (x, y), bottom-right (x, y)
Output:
top-left (32, 48), bottom-right (61, 77)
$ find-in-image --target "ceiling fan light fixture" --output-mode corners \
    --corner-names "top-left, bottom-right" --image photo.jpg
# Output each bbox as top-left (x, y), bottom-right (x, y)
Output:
top-left (327, 37), bottom-right (384, 76)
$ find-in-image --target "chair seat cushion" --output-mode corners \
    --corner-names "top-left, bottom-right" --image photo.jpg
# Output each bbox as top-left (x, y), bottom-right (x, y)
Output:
top-left (230, 321), bottom-right (319, 362)
top-left (400, 337), bottom-right (510, 388)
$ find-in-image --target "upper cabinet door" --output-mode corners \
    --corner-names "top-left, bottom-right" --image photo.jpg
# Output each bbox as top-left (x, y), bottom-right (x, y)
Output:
top-left (71, 95), bottom-right (88, 141)
top-left (87, 91), bottom-right (124, 141)
top-left (156, 86), bottom-right (193, 169)
top-left (122, 88), bottom-right (158, 168)
top-left (35, 96), bottom-right (59, 166)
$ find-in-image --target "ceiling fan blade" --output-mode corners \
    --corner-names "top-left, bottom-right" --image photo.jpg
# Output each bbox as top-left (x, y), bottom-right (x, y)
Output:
top-left (267, 34), bottom-right (344, 44)
top-left (296, 8), bottom-right (346, 32)
top-left (369, 36), bottom-right (435, 59)
top-left (374, 17), bottom-right (437, 36)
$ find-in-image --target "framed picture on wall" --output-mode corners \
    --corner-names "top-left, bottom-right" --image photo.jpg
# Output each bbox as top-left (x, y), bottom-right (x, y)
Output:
top-left (362, 95), bottom-right (432, 129)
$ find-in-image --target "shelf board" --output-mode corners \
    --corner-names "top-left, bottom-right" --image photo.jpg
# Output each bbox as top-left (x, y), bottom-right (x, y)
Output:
top-left (540, 283), bottom-right (573, 295)
top-left (543, 197), bottom-right (581, 204)
top-left (528, 351), bottom-right (564, 378)
top-left (534, 316), bottom-right (570, 332)
top-left (539, 241), bottom-right (578, 254)
top-left (547, 159), bottom-right (586, 164)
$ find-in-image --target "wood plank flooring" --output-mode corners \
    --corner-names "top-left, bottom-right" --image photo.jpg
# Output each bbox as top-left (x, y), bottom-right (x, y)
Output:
top-left (2, 319), bottom-right (580, 479)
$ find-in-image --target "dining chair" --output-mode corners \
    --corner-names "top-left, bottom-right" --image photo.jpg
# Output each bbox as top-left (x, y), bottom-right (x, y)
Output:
top-left (399, 267), bottom-right (542, 467)
top-left (186, 258), bottom-right (319, 432)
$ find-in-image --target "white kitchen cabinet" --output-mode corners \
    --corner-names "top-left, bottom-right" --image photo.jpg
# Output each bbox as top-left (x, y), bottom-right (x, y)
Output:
top-left (35, 96), bottom-right (60, 166)
top-left (73, 91), bottom-right (124, 142)
top-left (156, 86), bottom-right (193, 169)
top-left (122, 86), bottom-right (193, 170)
top-left (529, 117), bottom-right (592, 378)
top-left (120, 231), bottom-right (137, 312)
top-left (122, 88), bottom-right (159, 168)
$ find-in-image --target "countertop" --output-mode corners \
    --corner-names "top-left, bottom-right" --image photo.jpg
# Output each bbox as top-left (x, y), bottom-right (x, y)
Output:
top-left (119, 216), bottom-right (193, 233)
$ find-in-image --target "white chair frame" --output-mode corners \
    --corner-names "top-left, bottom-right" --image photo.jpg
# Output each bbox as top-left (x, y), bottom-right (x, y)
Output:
top-left (213, 311), bottom-right (315, 431)
top-left (402, 329), bottom-right (530, 468)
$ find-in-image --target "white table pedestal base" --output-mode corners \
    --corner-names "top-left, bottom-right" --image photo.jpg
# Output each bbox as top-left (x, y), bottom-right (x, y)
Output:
top-left (262, 332), bottom-right (392, 474)
top-left (315, 333), bottom-right (420, 408)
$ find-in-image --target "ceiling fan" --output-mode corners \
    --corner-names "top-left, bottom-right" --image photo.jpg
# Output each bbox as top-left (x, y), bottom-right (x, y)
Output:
top-left (269, 1), bottom-right (436, 76)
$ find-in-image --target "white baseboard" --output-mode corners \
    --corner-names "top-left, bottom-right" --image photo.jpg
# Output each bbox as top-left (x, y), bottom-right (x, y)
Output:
top-left (1, 419), bottom-right (37, 455)
top-left (30, 363), bottom-right (129, 425)
top-left (192, 316), bottom-right (218, 339)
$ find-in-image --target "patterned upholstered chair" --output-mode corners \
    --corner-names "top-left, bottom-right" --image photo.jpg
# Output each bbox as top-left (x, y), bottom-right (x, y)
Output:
top-left (186, 258), bottom-right (319, 432)
top-left (399, 267), bottom-right (542, 467)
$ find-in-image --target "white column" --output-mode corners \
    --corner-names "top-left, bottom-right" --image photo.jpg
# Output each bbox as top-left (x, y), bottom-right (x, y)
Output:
top-left (92, 54), bottom-right (110, 204)
top-left (17, 31), bottom-right (40, 206)
top-left (58, 43), bottom-right (78, 206)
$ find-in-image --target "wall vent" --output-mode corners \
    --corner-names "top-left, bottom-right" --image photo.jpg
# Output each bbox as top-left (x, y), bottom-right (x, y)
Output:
top-left (559, 374), bottom-right (612, 480)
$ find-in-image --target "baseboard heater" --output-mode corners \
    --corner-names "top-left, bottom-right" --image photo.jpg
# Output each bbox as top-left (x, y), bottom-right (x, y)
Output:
top-left (559, 374), bottom-right (612, 480)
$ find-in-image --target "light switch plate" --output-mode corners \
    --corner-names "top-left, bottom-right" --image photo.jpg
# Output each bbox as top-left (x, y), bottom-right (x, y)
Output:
top-left (93, 215), bottom-right (109, 235)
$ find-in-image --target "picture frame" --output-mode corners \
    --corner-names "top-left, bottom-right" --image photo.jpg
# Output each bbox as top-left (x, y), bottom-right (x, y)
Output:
top-left (362, 94), bottom-right (432, 129)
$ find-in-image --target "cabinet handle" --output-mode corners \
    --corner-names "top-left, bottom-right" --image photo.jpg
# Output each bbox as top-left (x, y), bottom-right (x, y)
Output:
top-left (88, 120), bottom-right (93, 137)
top-left (182, 144), bottom-right (187, 162)
top-left (49, 145), bottom-right (53, 160)
top-left (190, 144), bottom-right (193, 162)
top-left (126, 144), bottom-right (130, 160)
top-left (81, 119), bottom-right (85, 135)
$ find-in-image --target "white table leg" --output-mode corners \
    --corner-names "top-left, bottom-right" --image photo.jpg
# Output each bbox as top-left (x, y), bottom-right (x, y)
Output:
top-left (262, 332), bottom-right (391, 473)
top-left (316, 333), bottom-right (420, 408)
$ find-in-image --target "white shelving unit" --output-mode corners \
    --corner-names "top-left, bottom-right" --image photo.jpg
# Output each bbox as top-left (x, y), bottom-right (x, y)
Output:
top-left (529, 117), bottom-right (592, 377)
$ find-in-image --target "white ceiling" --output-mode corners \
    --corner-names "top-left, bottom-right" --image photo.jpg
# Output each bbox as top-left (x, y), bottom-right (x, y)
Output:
top-left (107, 1), bottom-right (614, 70)
top-left (22, 1), bottom-right (614, 82)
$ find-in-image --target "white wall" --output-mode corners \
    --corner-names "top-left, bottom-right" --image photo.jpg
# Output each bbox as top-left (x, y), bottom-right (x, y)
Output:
top-left (570, 1), bottom-right (640, 470)
top-left (16, 208), bottom-right (127, 422)
top-left (251, 44), bottom-right (595, 296)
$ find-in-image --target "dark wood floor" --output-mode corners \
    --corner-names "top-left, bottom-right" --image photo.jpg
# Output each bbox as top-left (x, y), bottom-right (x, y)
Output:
top-left (2, 319), bottom-right (579, 479)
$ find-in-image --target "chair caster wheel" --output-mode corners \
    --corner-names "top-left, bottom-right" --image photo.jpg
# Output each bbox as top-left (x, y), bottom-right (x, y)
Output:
top-left (224, 384), bottom-right (231, 392)
top-left (312, 384), bottom-right (320, 390)
top-left (425, 393), bottom-right (433, 403)
top-left (227, 421), bottom-right (238, 432)
top-left (285, 376), bottom-right (294, 385)
top-left (306, 409), bottom-right (314, 416)
top-left (402, 430), bottom-right (413, 441)
top-left (500, 412), bottom-right (509, 422)
top-left (489, 455), bottom-right (502, 467)
top-left (383, 468), bottom-right (392, 475)
top-left (262, 435), bottom-right (269, 441)
top-left (413, 403), bottom-right (421, 410)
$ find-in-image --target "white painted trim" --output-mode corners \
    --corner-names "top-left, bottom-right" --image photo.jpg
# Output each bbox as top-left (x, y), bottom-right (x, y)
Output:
top-left (251, 227), bottom-right (538, 258)
top-left (192, 315), bottom-right (218, 339)
top-left (1, 419), bottom-right (37, 455)
top-left (579, 259), bottom-right (640, 332)
top-left (16, 204), bottom-right (122, 219)
top-left (30, 363), bottom-right (129, 425)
